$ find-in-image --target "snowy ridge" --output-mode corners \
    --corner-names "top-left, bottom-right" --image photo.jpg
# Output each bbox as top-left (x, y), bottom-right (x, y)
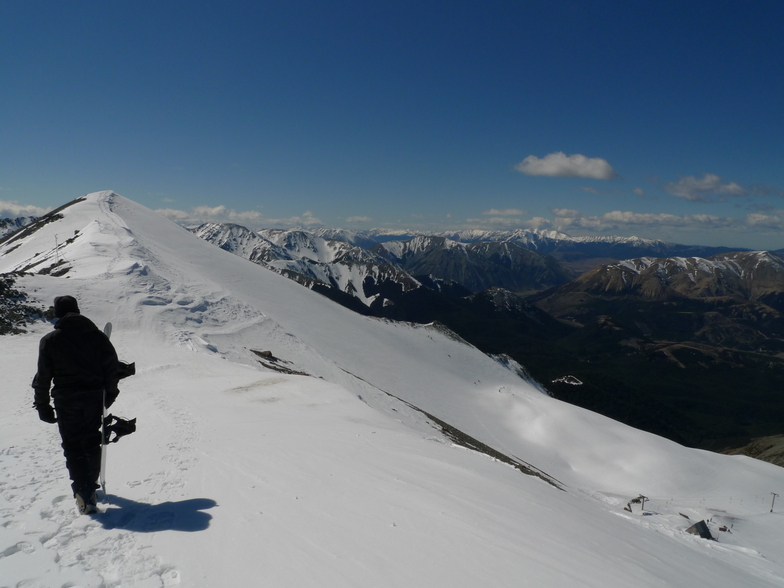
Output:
top-left (378, 235), bottom-right (467, 259)
top-left (308, 228), bottom-right (744, 267)
top-left (599, 251), bottom-right (784, 299)
top-left (312, 227), bottom-right (655, 250)
top-left (1, 191), bottom-right (784, 587)
top-left (195, 224), bottom-right (420, 307)
top-left (568, 234), bottom-right (666, 246)
top-left (611, 251), bottom-right (784, 278)
top-left (191, 222), bottom-right (294, 264)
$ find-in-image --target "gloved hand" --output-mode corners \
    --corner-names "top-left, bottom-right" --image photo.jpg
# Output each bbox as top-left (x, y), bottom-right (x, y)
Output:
top-left (36, 403), bottom-right (57, 424)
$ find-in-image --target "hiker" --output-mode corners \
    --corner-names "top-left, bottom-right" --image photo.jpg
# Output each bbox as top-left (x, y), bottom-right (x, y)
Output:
top-left (32, 296), bottom-right (120, 514)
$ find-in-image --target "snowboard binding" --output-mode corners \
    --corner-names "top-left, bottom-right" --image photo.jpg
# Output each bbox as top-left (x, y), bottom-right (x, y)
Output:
top-left (103, 414), bottom-right (137, 444)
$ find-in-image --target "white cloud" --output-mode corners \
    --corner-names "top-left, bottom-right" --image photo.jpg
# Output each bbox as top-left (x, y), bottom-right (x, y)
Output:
top-left (481, 208), bottom-right (526, 216)
top-left (234, 210), bottom-right (263, 221)
top-left (664, 174), bottom-right (746, 202)
top-left (524, 216), bottom-right (554, 230)
top-left (345, 216), bottom-right (372, 223)
top-left (515, 152), bottom-right (617, 180)
top-left (0, 199), bottom-right (50, 218)
top-left (462, 205), bottom-right (784, 240)
top-left (747, 212), bottom-right (784, 230)
top-left (549, 208), bottom-right (740, 232)
top-left (467, 217), bottom-right (528, 228)
top-left (633, 188), bottom-right (645, 197)
top-left (156, 205), bottom-right (264, 227)
top-left (155, 208), bottom-right (193, 221)
top-left (301, 211), bottom-right (322, 226)
top-left (467, 214), bottom-right (554, 230)
top-left (551, 208), bottom-right (581, 218)
top-left (193, 205), bottom-right (229, 217)
top-left (266, 211), bottom-right (323, 227)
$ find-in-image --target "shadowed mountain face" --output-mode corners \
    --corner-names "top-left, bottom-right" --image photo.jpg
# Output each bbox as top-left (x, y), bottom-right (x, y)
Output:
top-left (533, 251), bottom-right (784, 352)
top-left (372, 236), bottom-right (575, 294)
top-left (318, 247), bottom-right (784, 451)
top-left (522, 251), bottom-right (784, 450)
top-left (546, 251), bottom-right (784, 302)
top-left (0, 217), bottom-right (37, 238)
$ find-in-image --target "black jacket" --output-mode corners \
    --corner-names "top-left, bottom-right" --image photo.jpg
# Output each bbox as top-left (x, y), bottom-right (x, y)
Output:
top-left (32, 313), bottom-right (120, 406)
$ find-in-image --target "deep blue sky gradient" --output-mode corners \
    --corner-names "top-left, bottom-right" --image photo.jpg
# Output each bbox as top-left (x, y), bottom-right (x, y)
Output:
top-left (1, 1), bottom-right (783, 249)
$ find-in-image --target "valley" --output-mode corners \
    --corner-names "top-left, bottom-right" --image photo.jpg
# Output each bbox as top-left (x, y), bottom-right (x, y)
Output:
top-left (190, 223), bottom-right (784, 453)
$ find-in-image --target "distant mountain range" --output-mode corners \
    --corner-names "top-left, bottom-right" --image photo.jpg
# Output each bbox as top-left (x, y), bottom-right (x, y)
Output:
top-left (192, 223), bottom-right (422, 308)
top-left (187, 221), bottom-right (784, 452)
top-left (193, 224), bottom-right (748, 305)
top-left (311, 227), bottom-right (742, 272)
top-left (6, 192), bottom-right (784, 588)
top-left (370, 236), bottom-right (574, 294)
top-left (0, 217), bottom-right (37, 238)
top-left (5, 212), bottom-right (784, 452)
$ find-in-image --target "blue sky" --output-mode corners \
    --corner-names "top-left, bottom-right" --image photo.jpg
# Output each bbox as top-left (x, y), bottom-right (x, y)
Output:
top-left (1, 1), bottom-right (782, 249)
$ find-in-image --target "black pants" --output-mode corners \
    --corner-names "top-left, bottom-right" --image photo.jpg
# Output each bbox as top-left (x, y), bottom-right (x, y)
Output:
top-left (54, 390), bottom-right (103, 495)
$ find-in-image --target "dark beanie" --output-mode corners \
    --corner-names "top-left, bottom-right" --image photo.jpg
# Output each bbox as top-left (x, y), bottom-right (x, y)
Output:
top-left (54, 295), bottom-right (80, 319)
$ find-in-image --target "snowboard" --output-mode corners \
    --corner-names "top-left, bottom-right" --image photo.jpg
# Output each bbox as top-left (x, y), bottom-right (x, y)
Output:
top-left (99, 322), bottom-right (112, 502)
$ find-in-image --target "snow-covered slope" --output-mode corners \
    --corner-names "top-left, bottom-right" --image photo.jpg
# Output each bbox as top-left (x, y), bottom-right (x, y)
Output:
top-left (190, 222), bottom-right (294, 265)
top-left (2, 191), bottom-right (783, 587)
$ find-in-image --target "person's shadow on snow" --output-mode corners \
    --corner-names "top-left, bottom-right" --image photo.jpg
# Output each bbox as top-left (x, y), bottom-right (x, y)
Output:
top-left (94, 495), bottom-right (216, 532)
